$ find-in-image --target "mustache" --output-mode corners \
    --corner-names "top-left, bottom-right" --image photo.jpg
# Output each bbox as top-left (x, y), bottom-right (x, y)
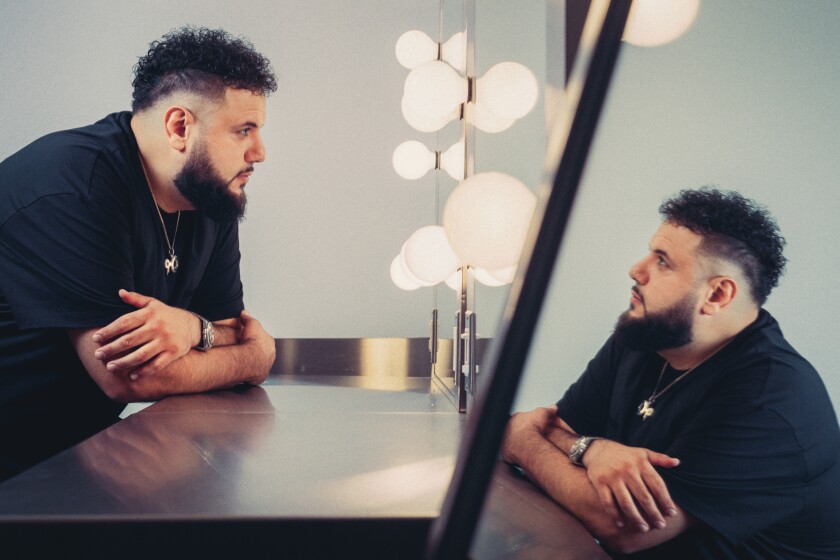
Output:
top-left (229, 166), bottom-right (255, 184)
top-left (631, 285), bottom-right (643, 302)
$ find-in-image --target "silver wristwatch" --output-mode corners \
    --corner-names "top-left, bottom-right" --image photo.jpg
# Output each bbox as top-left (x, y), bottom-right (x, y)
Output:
top-left (568, 435), bottom-right (602, 466)
top-left (194, 314), bottom-right (215, 351)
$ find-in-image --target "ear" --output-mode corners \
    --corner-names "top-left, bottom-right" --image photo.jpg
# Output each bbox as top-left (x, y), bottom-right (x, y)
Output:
top-left (700, 276), bottom-right (737, 315)
top-left (162, 106), bottom-right (195, 152)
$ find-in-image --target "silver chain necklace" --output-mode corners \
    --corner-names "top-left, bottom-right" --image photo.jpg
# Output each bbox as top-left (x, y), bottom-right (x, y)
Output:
top-left (140, 157), bottom-right (181, 275)
top-left (637, 341), bottom-right (730, 421)
top-left (636, 361), bottom-right (700, 421)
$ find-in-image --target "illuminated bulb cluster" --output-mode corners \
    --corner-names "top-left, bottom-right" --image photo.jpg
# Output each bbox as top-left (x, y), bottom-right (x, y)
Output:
top-left (390, 30), bottom-right (539, 292)
top-left (390, 172), bottom-right (537, 291)
top-left (395, 29), bottom-right (538, 135)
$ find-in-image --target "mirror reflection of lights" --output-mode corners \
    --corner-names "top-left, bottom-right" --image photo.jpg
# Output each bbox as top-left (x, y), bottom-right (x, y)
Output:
top-left (475, 62), bottom-right (539, 122)
top-left (395, 30), bottom-right (466, 72)
top-left (402, 61), bottom-right (467, 133)
top-left (403, 225), bottom-right (460, 285)
top-left (443, 172), bottom-right (537, 271)
top-left (390, 255), bottom-right (422, 291)
top-left (445, 265), bottom-right (517, 291)
top-left (392, 140), bottom-right (464, 181)
top-left (391, 26), bottom-right (538, 291)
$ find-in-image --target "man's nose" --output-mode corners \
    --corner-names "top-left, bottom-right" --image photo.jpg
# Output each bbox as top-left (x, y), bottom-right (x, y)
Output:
top-left (629, 257), bottom-right (648, 285)
top-left (247, 135), bottom-right (266, 164)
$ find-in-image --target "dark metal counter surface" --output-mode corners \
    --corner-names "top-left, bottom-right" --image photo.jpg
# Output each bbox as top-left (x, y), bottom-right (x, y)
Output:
top-left (0, 377), bottom-right (607, 559)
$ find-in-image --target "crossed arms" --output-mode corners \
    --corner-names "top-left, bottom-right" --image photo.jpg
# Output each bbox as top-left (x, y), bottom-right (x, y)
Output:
top-left (68, 289), bottom-right (276, 403)
top-left (501, 406), bottom-right (697, 555)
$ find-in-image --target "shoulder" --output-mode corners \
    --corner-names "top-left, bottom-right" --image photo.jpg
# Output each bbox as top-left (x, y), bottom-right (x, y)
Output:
top-left (0, 113), bottom-right (139, 225)
top-left (714, 311), bottom-right (840, 475)
top-left (724, 310), bottom-right (827, 400)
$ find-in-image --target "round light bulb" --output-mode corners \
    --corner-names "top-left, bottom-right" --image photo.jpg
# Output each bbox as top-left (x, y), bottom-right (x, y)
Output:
top-left (395, 30), bottom-right (437, 69)
top-left (485, 265), bottom-right (517, 284)
top-left (476, 62), bottom-right (539, 121)
top-left (474, 268), bottom-right (507, 287)
top-left (401, 96), bottom-right (459, 133)
top-left (403, 225), bottom-right (461, 284)
top-left (402, 61), bottom-right (467, 129)
top-left (445, 269), bottom-right (462, 291)
top-left (623, 0), bottom-right (700, 47)
top-left (390, 255), bottom-right (421, 291)
top-left (465, 102), bottom-right (515, 134)
top-left (441, 31), bottom-right (466, 72)
top-left (392, 141), bottom-right (435, 180)
top-left (439, 140), bottom-right (465, 181)
top-left (399, 243), bottom-right (436, 288)
top-left (443, 172), bottom-right (537, 270)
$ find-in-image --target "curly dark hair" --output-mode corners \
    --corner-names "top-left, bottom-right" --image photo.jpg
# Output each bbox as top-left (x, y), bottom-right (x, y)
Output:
top-left (132, 26), bottom-right (277, 112)
top-left (659, 188), bottom-right (787, 306)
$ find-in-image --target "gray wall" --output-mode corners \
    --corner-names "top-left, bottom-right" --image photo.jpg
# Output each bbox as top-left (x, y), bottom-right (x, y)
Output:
top-left (1, 1), bottom-right (837, 408)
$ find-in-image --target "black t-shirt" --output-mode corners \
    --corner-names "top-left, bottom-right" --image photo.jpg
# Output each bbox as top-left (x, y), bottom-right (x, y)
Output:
top-left (557, 310), bottom-right (840, 559)
top-left (0, 112), bottom-right (245, 481)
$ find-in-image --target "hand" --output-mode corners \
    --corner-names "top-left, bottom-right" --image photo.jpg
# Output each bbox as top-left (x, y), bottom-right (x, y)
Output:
top-left (582, 439), bottom-right (680, 533)
top-left (92, 289), bottom-right (200, 378)
top-left (238, 309), bottom-right (276, 376)
top-left (500, 406), bottom-right (558, 466)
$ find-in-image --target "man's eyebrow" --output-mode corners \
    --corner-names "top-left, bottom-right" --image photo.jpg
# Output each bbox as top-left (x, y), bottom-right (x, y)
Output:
top-left (653, 248), bottom-right (671, 260)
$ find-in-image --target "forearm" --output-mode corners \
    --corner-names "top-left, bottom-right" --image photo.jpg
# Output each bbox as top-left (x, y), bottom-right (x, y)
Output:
top-left (208, 322), bottom-right (240, 347)
top-left (113, 340), bottom-right (273, 402)
top-left (507, 429), bottom-right (623, 544)
top-left (70, 322), bottom-right (275, 404)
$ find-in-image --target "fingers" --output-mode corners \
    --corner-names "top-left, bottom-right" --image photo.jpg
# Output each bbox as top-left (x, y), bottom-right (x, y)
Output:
top-left (647, 450), bottom-right (681, 468)
top-left (641, 466), bottom-right (678, 519)
top-left (129, 352), bottom-right (174, 379)
top-left (625, 472), bottom-right (667, 530)
top-left (101, 336), bottom-right (158, 373)
top-left (93, 310), bottom-right (145, 345)
top-left (587, 442), bottom-right (680, 532)
top-left (92, 290), bottom-right (158, 344)
top-left (610, 483), bottom-right (651, 532)
top-left (119, 288), bottom-right (155, 309)
top-left (595, 485), bottom-right (625, 528)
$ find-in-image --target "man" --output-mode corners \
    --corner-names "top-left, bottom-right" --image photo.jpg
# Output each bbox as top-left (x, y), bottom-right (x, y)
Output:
top-left (0, 27), bottom-right (277, 482)
top-left (502, 189), bottom-right (840, 558)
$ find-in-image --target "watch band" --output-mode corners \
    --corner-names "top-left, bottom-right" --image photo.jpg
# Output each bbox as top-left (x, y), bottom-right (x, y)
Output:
top-left (568, 435), bottom-right (602, 466)
top-left (194, 313), bottom-right (214, 351)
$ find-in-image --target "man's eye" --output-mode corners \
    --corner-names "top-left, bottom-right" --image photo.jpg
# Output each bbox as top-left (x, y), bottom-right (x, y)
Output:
top-left (657, 256), bottom-right (667, 266)
top-left (239, 128), bottom-right (251, 136)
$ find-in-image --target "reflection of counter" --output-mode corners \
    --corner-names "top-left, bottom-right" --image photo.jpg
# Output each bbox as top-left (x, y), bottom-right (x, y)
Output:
top-left (0, 378), bottom-right (606, 559)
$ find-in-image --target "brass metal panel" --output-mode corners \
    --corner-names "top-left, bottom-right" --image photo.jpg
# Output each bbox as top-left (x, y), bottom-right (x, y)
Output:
top-left (271, 338), bottom-right (440, 377)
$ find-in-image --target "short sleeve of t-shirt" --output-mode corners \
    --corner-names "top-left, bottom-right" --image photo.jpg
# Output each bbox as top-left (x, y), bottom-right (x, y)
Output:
top-left (0, 138), bottom-right (136, 329)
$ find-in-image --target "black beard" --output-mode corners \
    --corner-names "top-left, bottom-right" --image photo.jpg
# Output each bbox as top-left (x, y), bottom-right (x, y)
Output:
top-left (613, 292), bottom-right (695, 352)
top-left (174, 144), bottom-right (247, 223)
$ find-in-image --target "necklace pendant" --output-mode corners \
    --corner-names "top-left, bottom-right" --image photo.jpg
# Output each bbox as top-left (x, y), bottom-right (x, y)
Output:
top-left (164, 254), bottom-right (179, 275)
top-left (637, 400), bottom-right (655, 420)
